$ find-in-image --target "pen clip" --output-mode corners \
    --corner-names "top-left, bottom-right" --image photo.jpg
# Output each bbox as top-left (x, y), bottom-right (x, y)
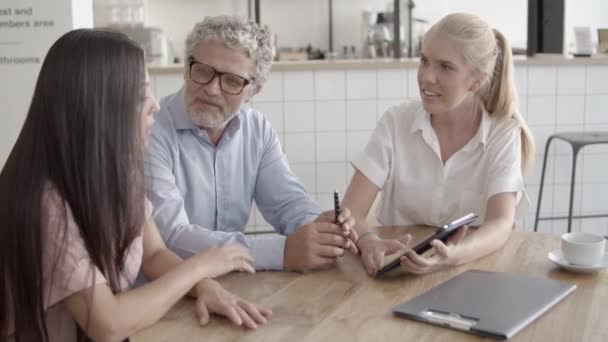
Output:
top-left (420, 309), bottom-right (478, 330)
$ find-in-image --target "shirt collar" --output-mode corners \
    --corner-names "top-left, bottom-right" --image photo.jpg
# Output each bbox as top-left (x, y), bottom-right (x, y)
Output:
top-left (222, 111), bottom-right (243, 137)
top-left (168, 87), bottom-right (243, 136)
top-left (409, 105), bottom-right (430, 134)
top-left (410, 105), bottom-right (491, 151)
top-left (463, 107), bottom-right (491, 152)
top-left (168, 87), bottom-right (197, 131)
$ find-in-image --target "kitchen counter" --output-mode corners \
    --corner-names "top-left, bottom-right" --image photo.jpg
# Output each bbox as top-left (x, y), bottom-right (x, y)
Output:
top-left (149, 53), bottom-right (608, 74)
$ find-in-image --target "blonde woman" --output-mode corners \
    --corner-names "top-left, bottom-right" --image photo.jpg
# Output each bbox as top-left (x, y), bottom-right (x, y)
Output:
top-left (343, 13), bottom-right (534, 276)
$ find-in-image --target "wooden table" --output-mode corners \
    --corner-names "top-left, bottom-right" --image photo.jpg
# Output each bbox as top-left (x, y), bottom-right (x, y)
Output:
top-left (132, 228), bottom-right (608, 341)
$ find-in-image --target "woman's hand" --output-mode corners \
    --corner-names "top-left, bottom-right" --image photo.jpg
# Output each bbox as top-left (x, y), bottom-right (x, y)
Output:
top-left (194, 244), bottom-right (255, 279)
top-left (357, 233), bottom-right (412, 275)
top-left (400, 226), bottom-right (468, 274)
top-left (195, 279), bottom-right (272, 329)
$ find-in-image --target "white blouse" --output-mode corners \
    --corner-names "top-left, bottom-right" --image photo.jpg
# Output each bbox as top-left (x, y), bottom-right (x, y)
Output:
top-left (352, 100), bottom-right (528, 228)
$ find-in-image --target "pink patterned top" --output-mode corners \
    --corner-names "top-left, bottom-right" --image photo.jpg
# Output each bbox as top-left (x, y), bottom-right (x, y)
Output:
top-left (39, 185), bottom-right (149, 341)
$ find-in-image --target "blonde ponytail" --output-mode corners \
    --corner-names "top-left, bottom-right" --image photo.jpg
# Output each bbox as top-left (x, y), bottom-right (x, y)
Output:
top-left (426, 13), bottom-right (535, 175)
top-left (485, 29), bottom-right (535, 175)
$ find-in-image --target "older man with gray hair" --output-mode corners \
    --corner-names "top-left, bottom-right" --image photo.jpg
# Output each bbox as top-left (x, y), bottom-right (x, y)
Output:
top-left (146, 15), bottom-right (358, 324)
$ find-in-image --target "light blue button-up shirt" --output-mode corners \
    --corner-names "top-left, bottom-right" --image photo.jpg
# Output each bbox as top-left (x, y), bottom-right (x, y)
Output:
top-left (145, 88), bottom-right (321, 270)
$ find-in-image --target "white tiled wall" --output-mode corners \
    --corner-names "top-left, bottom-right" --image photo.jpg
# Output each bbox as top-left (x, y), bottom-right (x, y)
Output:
top-left (520, 64), bottom-right (608, 236)
top-left (151, 64), bottom-right (608, 236)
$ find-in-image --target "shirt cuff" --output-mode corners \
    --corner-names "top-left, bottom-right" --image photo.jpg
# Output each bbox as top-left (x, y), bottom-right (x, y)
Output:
top-left (487, 175), bottom-right (529, 220)
top-left (245, 234), bottom-right (287, 271)
top-left (487, 175), bottom-right (524, 200)
top-left (351, 154), bottom-right (387, 189)
top-left (287, 213), bottom-right (319, 235)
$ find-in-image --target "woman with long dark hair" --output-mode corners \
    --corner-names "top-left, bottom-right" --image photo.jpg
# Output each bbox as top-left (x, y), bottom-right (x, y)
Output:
top-left (1, 29), bottom-right (270, 342)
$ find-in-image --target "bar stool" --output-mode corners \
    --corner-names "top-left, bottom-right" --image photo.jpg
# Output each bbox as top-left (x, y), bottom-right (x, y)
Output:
top-left (533, 131), bottom-right (608, 233)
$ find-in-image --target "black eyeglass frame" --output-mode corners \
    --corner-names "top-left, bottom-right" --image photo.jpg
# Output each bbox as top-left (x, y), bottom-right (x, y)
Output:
top-left (187, 57), bottom-right (255, 95)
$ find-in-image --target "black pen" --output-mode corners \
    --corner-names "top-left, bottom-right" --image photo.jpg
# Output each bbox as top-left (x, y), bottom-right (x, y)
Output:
top-left (333, 189), bottom-right (341, 223)
top-left (333, 189), bottom-right (357, 254)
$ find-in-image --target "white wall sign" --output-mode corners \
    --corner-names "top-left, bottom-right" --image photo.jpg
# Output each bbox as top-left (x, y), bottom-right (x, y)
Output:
top-left (0, 0), bottom-right (92, 167)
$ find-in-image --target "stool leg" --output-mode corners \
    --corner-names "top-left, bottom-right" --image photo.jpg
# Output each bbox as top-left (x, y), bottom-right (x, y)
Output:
top-left (534, 137), bottom-right (554, 232)
top-left (567, 146), bottom-right (581, 233)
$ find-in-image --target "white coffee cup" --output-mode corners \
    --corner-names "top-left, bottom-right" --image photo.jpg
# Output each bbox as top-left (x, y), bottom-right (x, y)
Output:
top-left (561, 232), bottom-right (606, 266)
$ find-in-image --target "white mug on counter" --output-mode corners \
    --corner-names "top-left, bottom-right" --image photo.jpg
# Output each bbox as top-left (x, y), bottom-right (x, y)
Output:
top-left (561, 232), bottom-right (606, 266)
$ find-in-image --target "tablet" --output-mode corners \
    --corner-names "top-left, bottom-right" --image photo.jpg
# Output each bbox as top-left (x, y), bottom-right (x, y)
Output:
top-left (375, 213), bottom-right (479, 278)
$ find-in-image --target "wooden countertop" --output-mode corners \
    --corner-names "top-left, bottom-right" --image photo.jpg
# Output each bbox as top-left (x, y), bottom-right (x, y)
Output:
top-left (149, 54), bottom-right (608, 74)
top-left (132, 228), bottom-right (608, 342)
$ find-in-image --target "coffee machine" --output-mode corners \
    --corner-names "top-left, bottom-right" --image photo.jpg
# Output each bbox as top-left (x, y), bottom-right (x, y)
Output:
top-left (95, 0), bottom-right (175, 64)
top-left (362, 10), bottom-right (394, 58)
top-left (114, 25), bottom-right (172, 64)
top-left (361, 1), bottom-right (427, 59)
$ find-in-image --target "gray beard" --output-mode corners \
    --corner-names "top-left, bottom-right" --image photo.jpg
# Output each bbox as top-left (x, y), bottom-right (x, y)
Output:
top-left (190, 110), bottom-right (239, 130)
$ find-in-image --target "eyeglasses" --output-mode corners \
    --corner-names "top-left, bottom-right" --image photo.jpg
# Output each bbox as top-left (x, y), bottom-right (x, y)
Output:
top-left (187, 58), bottom-right (254, 95)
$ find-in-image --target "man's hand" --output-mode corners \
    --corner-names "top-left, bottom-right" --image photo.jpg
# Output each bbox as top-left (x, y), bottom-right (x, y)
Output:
top-left (314, 207), bottom-right (358, 254)
top-left (195, 279), bottom-right (272, 329)
top-left (283, 222), bottom-right (355, 271)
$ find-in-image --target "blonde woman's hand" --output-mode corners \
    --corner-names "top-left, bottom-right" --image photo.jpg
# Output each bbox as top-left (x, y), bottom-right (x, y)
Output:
top-left (399, 226), bottom-right (468, 274)
top-left (194, 244), bottom-right (255, 279)
top-left (357, 234), bottom-right (412, 276)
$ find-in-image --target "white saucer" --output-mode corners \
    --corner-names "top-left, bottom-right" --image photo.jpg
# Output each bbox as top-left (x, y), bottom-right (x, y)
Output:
top-left (548, 249), bottom-right (608, 273)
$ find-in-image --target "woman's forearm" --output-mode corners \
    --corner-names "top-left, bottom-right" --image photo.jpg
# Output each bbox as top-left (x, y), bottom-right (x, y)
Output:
top-left (65, 253), bottom-right (209, 342)
top-left (451, 218), bottom-right (513, 265)
top-left (141, 248), bottom-right (201, 297)
top-left (114, 257), bottom-right (204, 329)
top-left (342, 169), bottom-right (381, 238)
